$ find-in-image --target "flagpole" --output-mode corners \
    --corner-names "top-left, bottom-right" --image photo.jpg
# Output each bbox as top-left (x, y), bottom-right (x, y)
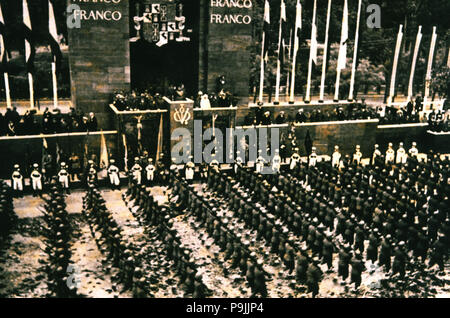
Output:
top-left (274, 0), bottom-right (284, 105)
top-left (285, 28), bottom-right (292, 99)
top-left (387, 24), bottom-right (403, 106)
top-left (334, 0), bottom-right (348, 102)
top-left (305, 0), bottom-right (317, 104)
top-left (52, 60), bottom-right (58, 108)
top-left (319, 0), bottom-right (332, 103)
top-left (348, 0), bottom-right (362, 102)
top-left (407, 26), bottom-right (422, 102)
top-left (424, 26), bottom-right (437, 108)
top-left (289, 0), bottom-right (301, 104)
top-left (3, 73), bottom-right (11, 109)
top-left (258, 28), bottom-right (266, 104)
top-left (28, 73), bottom-right (34, 108)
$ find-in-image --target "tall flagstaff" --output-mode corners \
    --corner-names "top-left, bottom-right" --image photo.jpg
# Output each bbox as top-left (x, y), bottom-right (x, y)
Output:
top-left (0, 3), bottom-right (11, 109)
top-left (305, 0), bottom-right (317, 103)
top-left (285, 28), bottom-right (292, 97)
top-left (424, 26), bottom-right (437, 107)
top-left (274, 0), bottom-right (286, 104)
top-left (23, 0), bottom-right (34, 108)
top-left (319, 0), bottom-right (332, 103)
top-left (334, 0), bottom-right (348, 102)
top-left (387, 24), bottom-right (403, 106)
top-left (289, 0), bottom-right (302, 103)
top-left (348, 0), bottom-right (362, 101)
top-left (407, 26), bottom-right (422, 101)
top-left (49, 0), bottom-right (60, 108)
top-left (258, 0), bottom-right (270, 104)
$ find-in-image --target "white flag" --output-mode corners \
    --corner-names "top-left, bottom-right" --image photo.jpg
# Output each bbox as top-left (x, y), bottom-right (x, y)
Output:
top-left (311, 23), bottom-right (317, 64)
top-left (0, 3), bottom-right (6, 64)
top-left (337, 0), bottom-right (348, 70)
top-left (294, 0), bottom-right (302, 51)
top-left (23, 0), bottom-right (32, 71)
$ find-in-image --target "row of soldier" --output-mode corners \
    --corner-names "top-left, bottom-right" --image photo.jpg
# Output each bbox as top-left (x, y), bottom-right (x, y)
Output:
top-left (124, 178), bottom-right (209, 297)
top-left (168, 172), bottom-right (270, 297)
top-left (39, 181), bottom-right (77, 297)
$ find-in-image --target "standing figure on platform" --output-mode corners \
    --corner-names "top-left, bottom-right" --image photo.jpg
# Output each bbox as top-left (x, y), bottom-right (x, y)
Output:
top-left (30, 164), bottom-right (42, 196)
top-left (353, 145), bottom-right (362, 165)
top-left (185, 158), bottom-right (195, 181)
top-left (272, 149), bottom-right (281, 173)
top-left (396, 142), bottom-right (407, 164)
top-left (58, 162), bottom-right (70, 193)
top-left (145, 158), bottom-right (156, 184)
top-left (87, 112), bottom-right (98, 131)
top-left (108, 159), bottom-right (120, 190)
top-left (372, 144), bottom-right (381, 165)
top-left (385, 143), bottom-right (395, 165)
top-left (408, 142), bottom-right (418, 158)
top-left (290, 148), bottom-right (301, 171)
top-left (11, 164), bottom-right (23, 197)
top-left (332, 146), bottom-right (342, 168)
top-left (131, 157), bottom-right (143, 185)
top-left (309, 147), bottom-right (318, 167)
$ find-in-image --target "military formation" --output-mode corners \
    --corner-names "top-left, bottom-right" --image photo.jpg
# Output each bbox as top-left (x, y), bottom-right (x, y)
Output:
top-left (0, 132), bottom-right (448, 297)
top-left (38, 180), bottom-right (77, 298)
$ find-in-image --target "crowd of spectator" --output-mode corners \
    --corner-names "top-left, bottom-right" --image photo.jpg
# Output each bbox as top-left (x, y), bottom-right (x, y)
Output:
top-left (0, 107), bottom-right (98, 137)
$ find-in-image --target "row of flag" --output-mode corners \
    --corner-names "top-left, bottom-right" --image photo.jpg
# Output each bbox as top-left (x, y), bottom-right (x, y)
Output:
top-left (260, 0), bottom-right (350, 104)
top-left (0, 0), bottom-right (62, 108)
top-left (259, 0), bottom-right (441, 105)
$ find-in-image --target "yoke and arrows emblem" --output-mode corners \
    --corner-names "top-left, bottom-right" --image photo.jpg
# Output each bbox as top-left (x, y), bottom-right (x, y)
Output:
top-left (174, 104), bottom-right (191, 125)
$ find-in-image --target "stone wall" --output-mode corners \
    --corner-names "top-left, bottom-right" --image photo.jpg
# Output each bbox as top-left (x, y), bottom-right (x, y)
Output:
top-left (67, 0), bottom-right (131, 129)
top-left (206, 0), bottom-right (253, 98)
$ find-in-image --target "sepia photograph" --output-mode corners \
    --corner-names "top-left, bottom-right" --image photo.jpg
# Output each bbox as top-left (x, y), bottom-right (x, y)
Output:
top-left (0, 0), bottom-right (448, 306)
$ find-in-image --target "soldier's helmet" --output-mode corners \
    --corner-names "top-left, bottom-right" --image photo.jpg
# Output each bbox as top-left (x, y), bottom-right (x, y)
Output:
top-left (388, 143), bottom-right (393, 147)
top-left (14, 164), bottom-right (19, 169)
top-left (334, 145), bottom-right (339, 151)
top-left (412, 142), bottom-right (417, 146)
top-left (61, 162), bottom-right (66, 167)
top-left (312, 147), bottom-right (317, 152)
top-left (356, 145), bottom-right (360, 150)
top-left (33, 163), bottom-right (38, 168)
top-left (110, 159), bottom-right (115, 164)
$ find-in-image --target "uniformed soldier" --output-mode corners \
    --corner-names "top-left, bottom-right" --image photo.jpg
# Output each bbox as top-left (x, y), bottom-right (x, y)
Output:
top-left (385, 143), bottom-right (395, 165)
top-left (396, 142), bottom-right (407, 164)
top-left (185, 159), bottom-right (195, 181)
top-left (30, 163), bottom-right (43, 196)
top-left (131, 157), bottom-right (143, 185)
top-left (408, 142), bottom-right (419, 158)
top-left (332, 146), bottom-right (342, 168)
top-left (271, 149), bottom-right (281, 173)
top-left (372, 144), bottom-right (382, 166)
top-left (353, 145), bottom-right (362, 165)
top-left (309, 147), bottom-right (318, 167)
top-left (107, 159), bottom-right (120, 190)
top-left (58, 162), bottom-right (70, 193)
top-left (306, 257), bottom-right (322, 297)
top-left (290, 148), bottom-right (301, 171)
top-left (350, 252), bottom-right (365, 289)
top-left (255, 150), bottom-right (266, 173)
top-left (379, 235), bottom-right (392, 271)
top-left (392, 241), bottom-right (406, 278)
top-left (145, 158), bottom-right (156, 184)
top-left (11, 164), bottom-right (23, 197)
